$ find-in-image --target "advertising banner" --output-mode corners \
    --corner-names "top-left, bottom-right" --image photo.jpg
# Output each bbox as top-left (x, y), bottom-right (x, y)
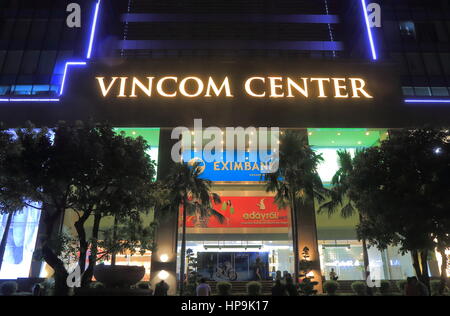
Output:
top-left (186, 196), bottom-right (288, 228)
top-left (197, 252), bottom-right (270, 281)
top-left (183, 150), bottom-right (275, 182)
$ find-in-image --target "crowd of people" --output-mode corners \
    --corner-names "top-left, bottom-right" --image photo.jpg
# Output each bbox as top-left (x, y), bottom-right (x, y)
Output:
top-left (156, 272), bottom-right (434, 296)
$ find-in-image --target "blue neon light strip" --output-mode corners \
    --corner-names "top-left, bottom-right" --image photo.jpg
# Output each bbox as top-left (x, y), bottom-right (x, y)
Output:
top-left (5, 0), bottom-right (101, 102)
top-left (87, 0), bottom-right (101, 59)
top-left (0, 99), bottom-right (60, 102)
top-left (122, 13), bottom-right (340, 24)
top-left (361, 0), bottom-right (377, 61)
top-left (59, 61), bottom-right (87, 95)
top-left (404, 99), bottom-right (450, 104)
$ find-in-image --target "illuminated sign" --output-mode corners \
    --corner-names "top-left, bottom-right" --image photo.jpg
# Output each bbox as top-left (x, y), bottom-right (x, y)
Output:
top-left (2, 59), bottom-right (403, 128)
top-left (183, 150), bottom-right (274, 182)
top-left (186, 196), bottom-right (289, 228)
top-left (95, 76), bottom-right (373, 99)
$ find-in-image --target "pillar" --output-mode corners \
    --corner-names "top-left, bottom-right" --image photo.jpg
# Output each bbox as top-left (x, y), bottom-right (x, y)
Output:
top-left (295, 129), bottom-right (323, 292)
top-left (150, 128), bottom-right (179, 295)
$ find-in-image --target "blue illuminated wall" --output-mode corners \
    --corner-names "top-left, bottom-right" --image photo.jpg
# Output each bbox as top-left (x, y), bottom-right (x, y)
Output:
top-left (0, 203), bottom-right (41, 279)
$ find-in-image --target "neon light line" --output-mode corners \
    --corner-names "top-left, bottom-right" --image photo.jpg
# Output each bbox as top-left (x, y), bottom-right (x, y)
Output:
top-left (59, 61), bottom-right (87, 95)
top-left (87, 0), bottom-right (101, 59)
top-left (2, 1), bottom-right (102, 102)
top-left (361, 0), bottom-right (377, 60)
top-left (404, 99), bottom-right (450, 104)
top-left (0, 99), bottom-right (60, 102)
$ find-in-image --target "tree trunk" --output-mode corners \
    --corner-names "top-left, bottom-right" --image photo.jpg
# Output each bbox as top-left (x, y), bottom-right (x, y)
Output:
top-left (358, 212), bottom-right (373, 296)
top-left (437, 247), bottom-right (448, 295)
top-left (419, 249), bottom-right (430, 295)
top-left (40, 206), bottom-right (69, 296)
top-left (290, 191), bottom-right (300, 284)
top-left (111, 216), bottom-right (118, 266)
top-left (361, 237), bottom-right (373, 296)
top-left (179, 199), bottom-right (187, 296)
top-left (0, 212), bottom-right (13, 271)
top-left (42, 243), bottom-right (69, 296)
top-left (74, 212), bottom-right (91, 275)
top-left (412, 250), bottom-right (422, 280)
top-left (81, 212), bottom-right (102, 287)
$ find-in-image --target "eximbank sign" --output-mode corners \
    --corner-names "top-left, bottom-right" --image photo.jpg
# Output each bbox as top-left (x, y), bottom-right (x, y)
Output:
top-left (2, 58), bottom-right (404, 128)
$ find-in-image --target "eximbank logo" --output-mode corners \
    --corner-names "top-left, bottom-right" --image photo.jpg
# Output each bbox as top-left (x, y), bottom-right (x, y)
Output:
top-left (171, 119), bottom-right (279, 174)
top-left (95, 76), bottom-right (373, 99)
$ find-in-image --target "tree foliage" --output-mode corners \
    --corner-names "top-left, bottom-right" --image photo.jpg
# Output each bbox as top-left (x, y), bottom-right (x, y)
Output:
top-left (0, 122), bottom-right (160, 294)
top-left (349, 128), bottom-right (450, 291)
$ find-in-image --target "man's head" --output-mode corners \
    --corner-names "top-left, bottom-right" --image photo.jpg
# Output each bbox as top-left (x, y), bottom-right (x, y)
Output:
top-left (200, 278), bottom-right (207, 283)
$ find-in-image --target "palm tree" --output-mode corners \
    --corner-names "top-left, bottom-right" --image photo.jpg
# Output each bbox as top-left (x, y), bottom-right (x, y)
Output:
top-left (165, 162), bottom-right (224, 295)
top-left (264, 130), bottom-right (327, 283)
top-left (319, 149), bottom-right (373, 294)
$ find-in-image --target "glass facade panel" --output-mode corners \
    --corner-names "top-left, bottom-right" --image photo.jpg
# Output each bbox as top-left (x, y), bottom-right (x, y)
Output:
top-left (0, 203), bottom-right (41, 279)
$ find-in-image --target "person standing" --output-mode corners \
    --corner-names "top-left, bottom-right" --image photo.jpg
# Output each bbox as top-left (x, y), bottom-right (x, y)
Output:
top-left (285, 276), bottom-right (298, 296)
top-left (154, 280), bottom-right (169, 296)
top-left (329, 268), bottom-right (339, 281)
top-left (271, 279), bottom-right (287, 296)
top-left (196, 278), bottom-right (212, 296)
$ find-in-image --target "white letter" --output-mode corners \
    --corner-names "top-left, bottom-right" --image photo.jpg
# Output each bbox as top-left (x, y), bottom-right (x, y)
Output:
top-left (268, 77), bottom-right (285, 98)
top-left (96, 77), bottom-right (118, 97)
top-left (156, 77), bottom-right (178, 97)
top-left (333, 78), bottom-right (349, 98)
top-left (287, 77), bottom-right (308, 98)
top-left (179, 77), bottom-right (204, 97)
top-left (245, 77), bottom-right (266, 97)
top-left (130, 77), bottom-right (154, 97)
top-left (350, 78), bottom-right (373, 98)
top-left (205, 77), bottom-right (233, 97)
top-left (310, 78), bottom-right (331, 98)
top-left (118, 77), bottom-right (128, 97)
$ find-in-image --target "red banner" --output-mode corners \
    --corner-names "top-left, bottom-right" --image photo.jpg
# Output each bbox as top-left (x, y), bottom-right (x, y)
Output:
top-left (186, 196), bottom-right (289, 228)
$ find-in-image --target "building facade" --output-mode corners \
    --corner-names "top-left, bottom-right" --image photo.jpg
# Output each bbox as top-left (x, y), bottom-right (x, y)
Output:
top-left (0, 0), bottom-right (449, 293)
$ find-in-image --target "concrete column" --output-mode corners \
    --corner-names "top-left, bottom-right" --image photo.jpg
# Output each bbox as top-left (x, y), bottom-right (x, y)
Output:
top-left (150, 128), bottom-right (179, 295)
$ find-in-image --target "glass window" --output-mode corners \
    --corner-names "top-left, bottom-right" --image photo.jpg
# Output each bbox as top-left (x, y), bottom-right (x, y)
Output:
top-left (434, 22), bottom-right (449, 42)
top-left (390, 53), bottom-right (409, 76)
top-left (0, 203), bottom-right (41, 279)
top-left (439, 53), bottom-right (450, 75)
top-left (0, 85), bottom-right (10, 95)
top-left (319, 241), bottom-right (365, 281)
top-left (3, 50), bottom-right (23, 74)
top-left (28, 20), bottom-right (47, 44)
top-left (0, 20), bottom-right (14, 42)
top-left (0, 50), bottom-right (6, 70)
top-left (406, 53), bottom-right (425, 76)
top-left (12, 20), bottom-right (31, 42)
top-left (402, 86), bottom-right (415, 96)
top-left (12, 85), bottom-right (33, 95)
top-left (431, 87), bottom-right (450, 97)
top-left (32, 85), bottom-right (51, 95)
top-left (414, 87), bottom-right (432, 96)
top-left (423, 53), bottom-right (442, 76)
top-left (20, 50), bottom-right (40, 74)
top-left (37, 51), bottom-right (57, 75)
